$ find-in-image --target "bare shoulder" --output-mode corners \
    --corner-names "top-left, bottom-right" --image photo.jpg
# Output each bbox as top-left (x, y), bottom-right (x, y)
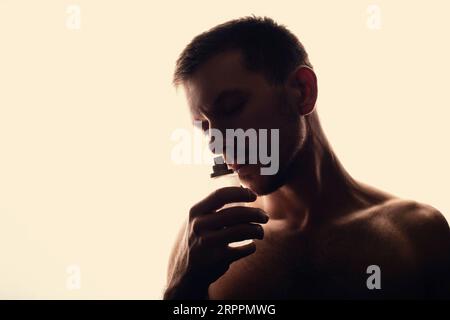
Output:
top-left (334, 198), bottom-right (449, 245)
top-left (384, 198), bottom-right (448, 225)
top-left (378, 199), bottom-right (450, 270)
top-left (328, 198), bottom-right (450, 297)
top-left (369, 198), bottom-right (449, 248)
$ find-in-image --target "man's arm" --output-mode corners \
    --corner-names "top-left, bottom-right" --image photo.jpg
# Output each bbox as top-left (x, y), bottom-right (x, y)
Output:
top-left (404, 203), bottom-right (450, 298)
top-left (420, 208), bottom-right (450, 298)
top-left (165, 219), bottom-right (187, 287)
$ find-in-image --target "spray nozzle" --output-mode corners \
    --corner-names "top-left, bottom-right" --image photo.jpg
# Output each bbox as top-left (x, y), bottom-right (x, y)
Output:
top-left (210, 156), bottom-right (234, 178)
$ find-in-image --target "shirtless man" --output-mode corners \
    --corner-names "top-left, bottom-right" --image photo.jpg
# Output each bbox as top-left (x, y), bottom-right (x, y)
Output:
top-left (163, 16), bottom-right (450, 299)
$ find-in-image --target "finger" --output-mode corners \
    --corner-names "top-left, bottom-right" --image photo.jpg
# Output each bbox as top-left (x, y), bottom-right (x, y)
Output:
top-left (197, 206), bottom-right (269, 231)
top-left (189, 186), bottom-right (257, 218)
top-left (207, 223), bottom-right (264, 245)
top-left (226, 241), bottom-right (257, 263)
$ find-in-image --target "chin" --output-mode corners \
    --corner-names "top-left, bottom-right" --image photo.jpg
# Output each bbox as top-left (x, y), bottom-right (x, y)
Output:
top-left (238, 171), bottom-right (286, 196)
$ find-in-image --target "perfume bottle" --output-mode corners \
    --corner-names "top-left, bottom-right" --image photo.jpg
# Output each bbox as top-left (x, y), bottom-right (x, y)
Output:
top-left (210, 156), bottom-right (253, 248)
top-left (210, 156), bottom-right (241, 193)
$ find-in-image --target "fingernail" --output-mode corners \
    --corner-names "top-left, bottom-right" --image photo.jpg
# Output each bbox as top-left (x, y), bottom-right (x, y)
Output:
top-left (258, 209), bottom-right (269, 222)
top-left (246, 188), bottom-right (257, 199)
top-left (257, 225), bottom-right (264, 238)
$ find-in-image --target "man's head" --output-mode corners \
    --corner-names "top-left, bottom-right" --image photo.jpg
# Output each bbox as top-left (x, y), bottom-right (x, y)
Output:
top-left (173, 16), bottom-right (319, 195)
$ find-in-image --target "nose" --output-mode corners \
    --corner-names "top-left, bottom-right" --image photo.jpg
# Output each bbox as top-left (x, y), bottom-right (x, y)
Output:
top-left (206, 120), bottom-right (229, 156)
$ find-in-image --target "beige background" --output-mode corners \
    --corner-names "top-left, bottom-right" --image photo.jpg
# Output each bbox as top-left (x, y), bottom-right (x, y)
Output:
top-left (0, 0), bottom-right (449, 299)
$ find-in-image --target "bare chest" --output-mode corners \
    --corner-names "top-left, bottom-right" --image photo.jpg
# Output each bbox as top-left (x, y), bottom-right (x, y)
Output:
top-left (208, 227), bottom-right (325, 299)
top-left (208, 215), bottom-right (424, 299)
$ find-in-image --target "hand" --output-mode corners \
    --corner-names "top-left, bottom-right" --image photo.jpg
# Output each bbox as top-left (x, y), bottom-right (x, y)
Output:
top-left (163, 186), bottom-right (269, 299)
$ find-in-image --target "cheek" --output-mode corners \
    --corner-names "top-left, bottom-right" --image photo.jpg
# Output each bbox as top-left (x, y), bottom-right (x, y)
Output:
top-left (245, 91), bottom-right (304, 161)
top-left (256, 106), bottom-right (302, 160)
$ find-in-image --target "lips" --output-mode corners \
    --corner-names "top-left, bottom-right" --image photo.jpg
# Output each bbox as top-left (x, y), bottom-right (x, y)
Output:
top-left (227, 163), bottom-right (254, 176)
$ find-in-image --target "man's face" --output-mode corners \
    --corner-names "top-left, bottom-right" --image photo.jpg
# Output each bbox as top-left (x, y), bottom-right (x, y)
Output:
top-left (184, 50), bottom-right (307, 195)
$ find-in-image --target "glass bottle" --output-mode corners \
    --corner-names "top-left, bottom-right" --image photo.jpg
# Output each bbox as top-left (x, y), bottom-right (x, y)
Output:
top-left (210, 156), bottom-right (253, 248)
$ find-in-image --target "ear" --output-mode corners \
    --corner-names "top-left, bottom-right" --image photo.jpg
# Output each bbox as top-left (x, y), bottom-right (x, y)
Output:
top-left (289, 65), bottom-right (318, 116)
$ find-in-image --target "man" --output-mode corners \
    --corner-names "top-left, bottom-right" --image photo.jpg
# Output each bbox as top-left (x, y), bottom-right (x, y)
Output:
top-left (164, 16), bottom-right (450, 299)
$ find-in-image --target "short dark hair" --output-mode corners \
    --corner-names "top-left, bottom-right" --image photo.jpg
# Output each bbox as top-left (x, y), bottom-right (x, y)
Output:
top-left (172, 15), bottom-right (312, 88)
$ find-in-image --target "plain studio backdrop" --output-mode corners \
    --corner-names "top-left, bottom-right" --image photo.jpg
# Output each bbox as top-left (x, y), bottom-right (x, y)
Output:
top-left (0, 0), bottom-right (449, 299)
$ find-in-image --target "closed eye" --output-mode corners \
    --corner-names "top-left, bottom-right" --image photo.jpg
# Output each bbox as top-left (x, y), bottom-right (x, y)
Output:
top-left (222, 99), bottom-right (247, 115)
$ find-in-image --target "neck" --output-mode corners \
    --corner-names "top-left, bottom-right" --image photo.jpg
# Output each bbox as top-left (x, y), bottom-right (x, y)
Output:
top-left (259, 113), bottom-right (385, 229)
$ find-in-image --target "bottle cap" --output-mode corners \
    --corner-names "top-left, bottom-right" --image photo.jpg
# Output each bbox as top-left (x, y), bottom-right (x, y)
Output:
top-left (210, 156), bottom-right (234, 178)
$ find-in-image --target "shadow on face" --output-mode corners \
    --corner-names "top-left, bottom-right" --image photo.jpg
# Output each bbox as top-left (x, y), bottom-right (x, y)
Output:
top-left (184, 49), bottom-right (312, 195)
